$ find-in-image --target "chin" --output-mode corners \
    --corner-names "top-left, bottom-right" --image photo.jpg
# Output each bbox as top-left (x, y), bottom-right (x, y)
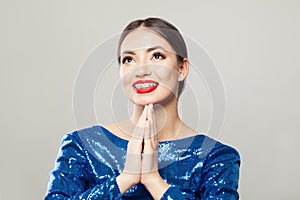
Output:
top-left (130, 95), bottom-right (171, 107)
top-left (131, 97), bottom-right (155, 106)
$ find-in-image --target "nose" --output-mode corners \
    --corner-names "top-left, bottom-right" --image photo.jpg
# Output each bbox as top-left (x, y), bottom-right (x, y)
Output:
top-left (135, 65), bottom-right (152, 78)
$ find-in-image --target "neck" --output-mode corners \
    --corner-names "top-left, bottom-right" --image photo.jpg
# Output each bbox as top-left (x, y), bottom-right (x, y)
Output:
top-left (130, 96), bottom-right (182, 141)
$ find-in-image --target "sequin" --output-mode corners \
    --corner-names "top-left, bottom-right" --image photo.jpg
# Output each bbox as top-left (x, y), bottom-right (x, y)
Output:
top-left (45, 125), bottom-right (240, 199)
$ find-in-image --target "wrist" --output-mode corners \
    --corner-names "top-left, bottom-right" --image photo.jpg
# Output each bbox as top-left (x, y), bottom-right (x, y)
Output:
top-left (116, 173), bottom-right (139, 195)
top-left (143, 174), bottom-right (170, 199)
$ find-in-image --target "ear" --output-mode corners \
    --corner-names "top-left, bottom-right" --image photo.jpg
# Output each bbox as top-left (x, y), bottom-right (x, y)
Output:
top-left (178, 58), bottom-right (189, 81)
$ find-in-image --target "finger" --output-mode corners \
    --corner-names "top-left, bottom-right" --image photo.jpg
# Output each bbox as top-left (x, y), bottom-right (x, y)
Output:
top-left (132, 105), bottom-right (148, 138)
top-left (143, 124), bottom-right (158, 153)
top-left (148, 116), bottom-right (154, 140)
top-left (149, 103), bottom-right (153, 110)
top-left (148, 104), bottom-right (152, 121)
top-left (138, 116), bottom-right (149, 142)
top-left (149, 105), bottom-right (157, 139)
top-left (144, 119), bottom-right (150, 139)
top-left (142, 151), bottom-right (158, 173)
top-left (145, 104), bottom-right (149, 121)
top-left (124, 151), bottom-right (142, 174)
top-left (139, 105), bottom-right (148, 124)
top-left (132, 124), bottom-right (143, 139)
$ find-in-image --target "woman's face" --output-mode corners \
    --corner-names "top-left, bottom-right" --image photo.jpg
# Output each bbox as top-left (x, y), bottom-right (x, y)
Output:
top-left (119, 27), bottom-right (184, 106)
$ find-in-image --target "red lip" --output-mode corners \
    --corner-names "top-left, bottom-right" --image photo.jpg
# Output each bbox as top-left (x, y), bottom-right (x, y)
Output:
top-left (132, 80), bottom-right (159, 94)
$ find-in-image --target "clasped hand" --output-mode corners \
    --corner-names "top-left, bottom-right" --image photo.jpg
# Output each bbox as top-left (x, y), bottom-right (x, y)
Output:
top-left (123, 103), bottom-right (159, 184)
top-left (117, 104), bottom-right (169, 198)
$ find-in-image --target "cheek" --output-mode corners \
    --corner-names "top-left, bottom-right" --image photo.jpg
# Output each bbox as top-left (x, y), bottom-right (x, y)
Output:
top-left (154, 66), bottom-right (179, 91)
top-left (120, 67), bottom-right (135, 84)
top-left (120, 69), bottom-right (135, 96)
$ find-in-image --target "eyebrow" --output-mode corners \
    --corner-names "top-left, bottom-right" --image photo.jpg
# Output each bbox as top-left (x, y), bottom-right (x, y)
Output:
top-left (147, 46), bottom-right (167, 52)
top-left (121, 46), bottom-right (168, 56)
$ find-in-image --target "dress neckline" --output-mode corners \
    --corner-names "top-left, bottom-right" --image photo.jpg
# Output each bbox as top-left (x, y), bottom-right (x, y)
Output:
top-left (94, 125), bottom-right (204, 144)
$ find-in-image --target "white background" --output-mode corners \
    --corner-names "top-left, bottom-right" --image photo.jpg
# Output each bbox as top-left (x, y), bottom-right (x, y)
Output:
top-left (1, 0), bottom-right (299, 199)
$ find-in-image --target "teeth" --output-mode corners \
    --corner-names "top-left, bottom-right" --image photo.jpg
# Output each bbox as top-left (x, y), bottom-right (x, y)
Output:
top-left (134, 82), bottom-right (158, 89)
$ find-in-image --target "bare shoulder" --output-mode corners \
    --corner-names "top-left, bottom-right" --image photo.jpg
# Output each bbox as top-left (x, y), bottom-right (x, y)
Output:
top-left (103, 123), bottom-right (118, 133)
top-left (103, 120), bottom-right (132, 141)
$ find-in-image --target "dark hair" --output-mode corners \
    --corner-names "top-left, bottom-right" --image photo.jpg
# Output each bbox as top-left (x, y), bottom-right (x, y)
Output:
top-left (117, 17), bottom-right (188, 98)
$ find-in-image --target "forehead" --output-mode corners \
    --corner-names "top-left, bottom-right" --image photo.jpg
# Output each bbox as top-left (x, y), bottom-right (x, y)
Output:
top-left (120, 28), bottom-right (175, 54)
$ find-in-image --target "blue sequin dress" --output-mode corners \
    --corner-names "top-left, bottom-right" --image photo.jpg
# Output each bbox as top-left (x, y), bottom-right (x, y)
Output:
top-left (45, 125), bottom-right (240, 199)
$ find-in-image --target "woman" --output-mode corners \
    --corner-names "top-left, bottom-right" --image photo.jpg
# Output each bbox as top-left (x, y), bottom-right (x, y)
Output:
top-left (45, 18), bottom-right (240, 199)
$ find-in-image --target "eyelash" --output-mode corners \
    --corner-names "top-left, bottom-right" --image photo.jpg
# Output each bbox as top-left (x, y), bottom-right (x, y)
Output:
top-left (122, 56), bottom-right (134, 64)
top-left (152, 52), bottom-right (166, 60)
top-left (121, 52), bottom-right (166, 64)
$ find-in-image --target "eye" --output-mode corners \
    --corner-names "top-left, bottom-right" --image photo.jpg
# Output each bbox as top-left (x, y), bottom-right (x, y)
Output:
top-left (122, 56), bottom-right (135, 64)
top-left (152, 52), bottom-right (166, 60)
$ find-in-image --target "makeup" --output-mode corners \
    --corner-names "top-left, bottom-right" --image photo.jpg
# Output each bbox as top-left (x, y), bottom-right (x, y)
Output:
top-left (132, 80), bottom-right (159, 94)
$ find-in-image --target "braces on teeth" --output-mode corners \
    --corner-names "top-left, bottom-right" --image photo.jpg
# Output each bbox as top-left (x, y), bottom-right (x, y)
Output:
top-left (134, 83), bottom-right (158, 89)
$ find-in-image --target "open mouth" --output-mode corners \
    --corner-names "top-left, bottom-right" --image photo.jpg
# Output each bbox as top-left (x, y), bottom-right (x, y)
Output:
top-left (132, 80), bottom-right (159, 94)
